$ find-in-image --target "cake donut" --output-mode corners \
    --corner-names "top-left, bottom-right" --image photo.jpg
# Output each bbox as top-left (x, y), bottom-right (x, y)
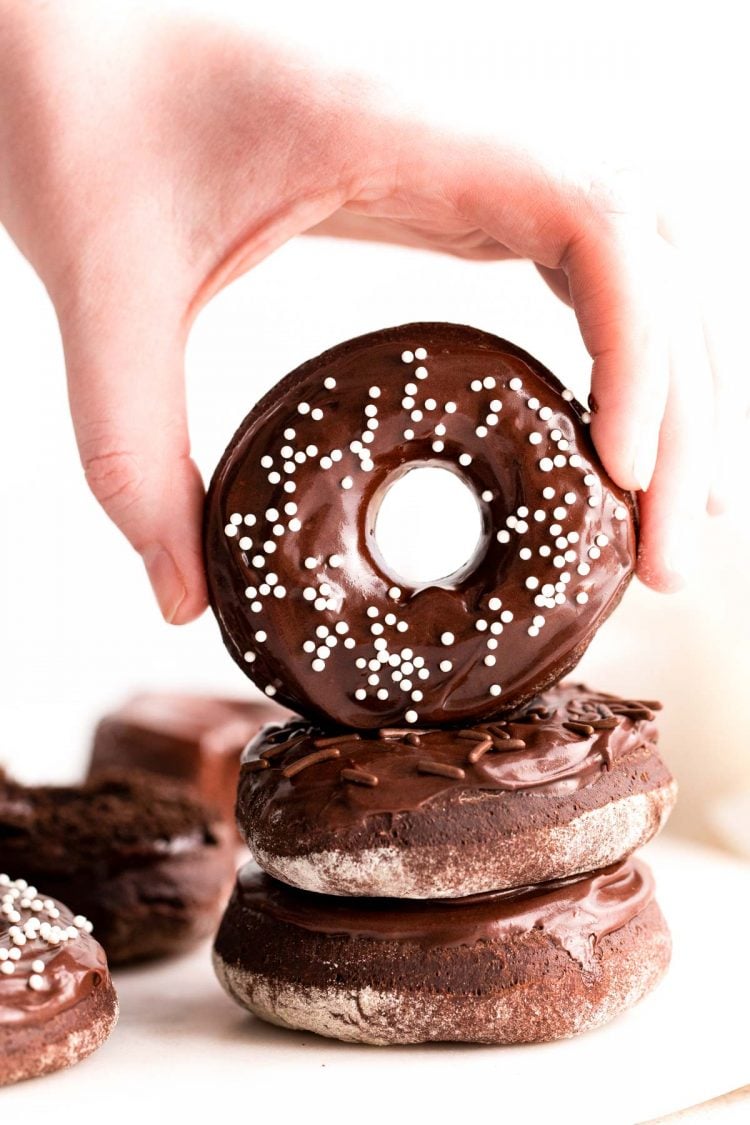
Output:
top-left (204, 323), bottom-right (637, 730)
top-left (236, 684), bottom-right (676, 898)
top-left (213, 857), bottom-right (670, 1045)
top-left (1, 875), bottom-right (118, 1086)
top-left (0, 771), bottom-right (235, 965)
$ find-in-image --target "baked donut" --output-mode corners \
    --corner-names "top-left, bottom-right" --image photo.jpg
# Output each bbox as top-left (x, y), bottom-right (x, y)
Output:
top-left (204, 322), bottom-right (637, 730)
top-left (213, 857), bottom-right (670, 1045)
top-left (237, 684), bottom-right (676, 897)
top-left (88, 691), bottom-right (286, 827)
top-left (1, 874), bottom-right (118, 1086)
top-left (0, 771), bottom-right (234, 965)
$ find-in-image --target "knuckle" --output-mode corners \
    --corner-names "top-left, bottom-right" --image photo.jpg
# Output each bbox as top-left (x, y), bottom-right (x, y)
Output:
top-left (82, 449), bottom-right (145, 515)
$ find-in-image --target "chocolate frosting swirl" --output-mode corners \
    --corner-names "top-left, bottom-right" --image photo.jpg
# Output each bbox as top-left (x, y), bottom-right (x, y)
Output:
top-left (205, 323), bottom-right (636, 729)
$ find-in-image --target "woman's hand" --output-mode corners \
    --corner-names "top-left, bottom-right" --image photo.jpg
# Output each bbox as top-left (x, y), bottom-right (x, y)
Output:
top-left (0, 3), bottom-right (721, 622)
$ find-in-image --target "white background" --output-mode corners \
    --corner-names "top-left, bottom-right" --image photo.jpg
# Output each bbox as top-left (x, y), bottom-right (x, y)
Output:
top-left (1, 3), bottom-right (749, 1117)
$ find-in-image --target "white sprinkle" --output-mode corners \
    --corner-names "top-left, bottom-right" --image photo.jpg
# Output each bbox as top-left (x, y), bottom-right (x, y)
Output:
top-left (582, 411), bottom-right (591, 423)
top-left (482, 490), bottom-right (493, 502)
top-left (389, 587), bottom-right (401, 599)
top-left (553, 454), bottom-right (567, 468)
top-left (470, 380), bottom-right (482, 392)
top-left (440, 660), bottom-right (453, 672)
top-left (303, 587), bottom-right (316, 601)
top-left (401, 350), bottom-right (414, 363)
top-left (528, 397), bottom-right (540, 410)
top-left (432, 441), bottom-right (445, 453)
top-left (250, 601), bottom-right (262, 613)
top-left (553, 507), bottom-right (568, 520)
top-left (486, 413), bottom-right (499, 425)
top-left (484, 655), bottom-right (496, 666)
top-left (569, 454), bottom-right (583, 468)
top-left (529, 432), bottom-right (542, 445)
top-left (539, 406), bottom-right (553, 421)
top-left (519, 547), bottom-right (532, 560)
top-left (584, 473), bottom-right (597, 486)
top-left (324, 377), bottom-right (337, 390)
top-left (576, 591), bottom-right (589, 605)
top-left (497, 530), bottom-right (510, 544)
top-left (500, 610), bottom-right (514, 626)
top-left (459, 453), bottom-right (472, 467)
top-left (614, 506), bottom-right (628, 520)
top-left (344, 637), bottom-right (356, 649)
top-left (341, 477), bottom-right (353, 490)
top-left (490, 684), bottom-right (502, 697)
top-left (288, 518), bottom-right (302, 532)
top-left (539, 458), bottom-right (554, 472)
top-left (224, 524), bottom-right (238, 538)
top-left (367, 606), bottom-right (379, 618)
top-left (311, 408), bottom-right (324, 421)
top-left (476, 426), bottom-right (488, 438)
top-left (320, 457), bottom-right (332, 470)
top-left (377, 689), bottom-right (389, 700)
top-left (414, 347), bottom-right (427, 360)
top-left (355, 689), bottom-right (367, 700)
top-left (238, 536), bottom-right (253, 551)
top-left (435, 423), bottom-right (447, 436)
top-left (365, 404), bottom-right (378, 418)
top-left (31, 959), bottom-right (45, 974)
top-left (490, 399), bottom-right (502, 412)
top-left (483, 376), bottom-right (496, 389)
top-left (411, 410), bottom-right (423, 422)
top-left (403, 429), bottom-right (415, 440)
top-left (297, 402), bottom-right (310, 415)
top-left (425, 398), bottom-right (437, 410)
top-left (490, 622), bottom-right (503, 635)
top-left (369, 386), bottom-right (381, 399)
top-left (509, 378), bottom-right (522, 391)
top-left (445, 401), bottom-right (457, 414)
top-left (312, 659), bottom-right (325, 672)
top-left (441, 632), bottom-right (455, 645)
top-left (415, 366), bottom-right (428, 379)
top-left (265, 685), bottom-right (277, 697)
top-left (488, 596), bottom-right (502, 611)
top-left (405, 710), bottom-right (419, 723)
top-left (562, 388), bottom-right (574, 401)
top-left (528, 626), bottom-right (539, 637)
top-left (396, 621), bottom-right (409, 633)
top-left (255, 630), bottom-right (267, 643)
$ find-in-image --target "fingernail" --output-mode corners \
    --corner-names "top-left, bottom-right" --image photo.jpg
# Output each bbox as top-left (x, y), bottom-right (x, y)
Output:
top-left (631, 435), bottom-right (658, 492)
top-left (142, 545), bottom-right (187, 623)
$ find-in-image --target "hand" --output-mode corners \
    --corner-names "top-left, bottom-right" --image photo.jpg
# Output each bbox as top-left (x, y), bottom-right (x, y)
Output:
top-left (0, 3), bottom-right (723, 623)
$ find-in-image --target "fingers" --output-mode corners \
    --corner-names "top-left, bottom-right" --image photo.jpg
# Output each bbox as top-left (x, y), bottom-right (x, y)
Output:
top-left (636, 244), bottom-right (714, 592)
top-left (560, 180), bottom-right (669, 495)
top-left (60, 300), bottom-right (207, 625)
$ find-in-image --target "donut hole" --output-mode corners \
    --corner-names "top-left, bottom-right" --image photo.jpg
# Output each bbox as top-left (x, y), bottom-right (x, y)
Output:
top-left (370, 464), bottom-right (485, 588)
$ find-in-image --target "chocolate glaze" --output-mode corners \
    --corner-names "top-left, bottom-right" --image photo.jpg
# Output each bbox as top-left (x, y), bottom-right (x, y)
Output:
top-left (223, 857), bottom-right (653, 969)
top-left (205, 323), bottom-right (637, 729)
top-left (1, 883), bottom-right (108, 1029)
top-left (237, 683), bottom-right (664, 850)
top-left (89, 692), bottom-right (284, 824)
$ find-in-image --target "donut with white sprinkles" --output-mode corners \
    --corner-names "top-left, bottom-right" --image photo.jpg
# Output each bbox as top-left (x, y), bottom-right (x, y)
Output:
top-left (204, 323), bottom-right (637, 729)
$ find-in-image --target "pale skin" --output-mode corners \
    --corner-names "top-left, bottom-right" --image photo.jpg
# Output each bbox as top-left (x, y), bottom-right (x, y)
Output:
top-left (0, 3), bottom-right (726, 625)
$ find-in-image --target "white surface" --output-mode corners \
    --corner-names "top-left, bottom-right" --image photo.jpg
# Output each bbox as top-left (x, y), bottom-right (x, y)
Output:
top-left (2, 837), bottom-right (748, 1123)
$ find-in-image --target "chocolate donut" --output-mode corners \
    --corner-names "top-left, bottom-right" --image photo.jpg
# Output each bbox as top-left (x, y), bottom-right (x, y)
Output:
top-left (205, 323), bottom-right (636, 730)
top-left (213, 858), bottom-right (670, 1045)
top-left (1, 875), bottom-right (118, 1086)
top-left (0, 771), bottom-right (235, 965)
top-left (237, 684), bottom-right (676, 898)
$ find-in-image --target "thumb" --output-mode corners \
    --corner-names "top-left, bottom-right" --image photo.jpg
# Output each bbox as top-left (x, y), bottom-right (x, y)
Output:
top-left (60, 298), bottom-right (207, 625)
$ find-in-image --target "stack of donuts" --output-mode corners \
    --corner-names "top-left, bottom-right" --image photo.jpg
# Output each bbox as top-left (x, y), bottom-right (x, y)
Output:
top-left (204, 323), bottom-right (677, 1045)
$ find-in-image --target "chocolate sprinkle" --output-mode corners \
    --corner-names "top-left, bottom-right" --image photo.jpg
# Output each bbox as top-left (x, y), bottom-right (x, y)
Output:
top-left (340, 768), bottom-right (379, 788)
top-left (563, 721), bottom-right (596, 736)
top-left (282, 748), bottom-right (341, 778)
top-left (416, 760), bottom-right (466, 780)
top-left (313, 734), bottom-right (362, 749)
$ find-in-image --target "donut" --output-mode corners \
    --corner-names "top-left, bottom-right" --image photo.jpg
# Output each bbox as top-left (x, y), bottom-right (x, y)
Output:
top-left (236, 684), bottom-right (676, 898)
top-left (213, 857), bottom-right (670, 1045)
top-left (204, 322), bottom-right (637, 730)
top-left (1, 874), bottom-right (118, 1086)
top-left (0, 771), bottom-right (234, 965)
top-left (88, 692), bottom-right (286, 828)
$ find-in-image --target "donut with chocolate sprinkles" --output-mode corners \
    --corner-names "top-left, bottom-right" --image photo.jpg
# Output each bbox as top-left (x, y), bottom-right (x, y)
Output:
top-left (237, 683), bottom-right (677, 898)
top-left (204, 323), bottom-right (637, 729)
top-left (213, 857), bottom-right (671, 1045)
